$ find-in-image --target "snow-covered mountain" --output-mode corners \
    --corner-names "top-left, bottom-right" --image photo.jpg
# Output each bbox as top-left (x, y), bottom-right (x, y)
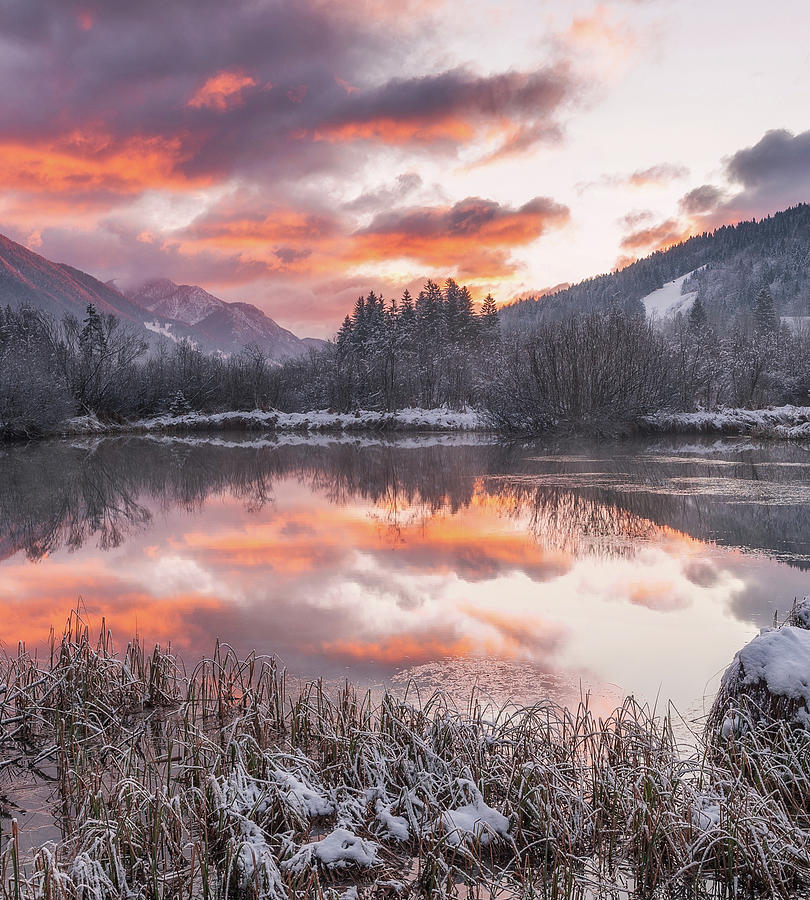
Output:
top-left (128, 278), bottom-right (225, 326)
top-left (127, 278), bottom-right (323, 359)
top-left (0, 233), bottom-right (321, 361)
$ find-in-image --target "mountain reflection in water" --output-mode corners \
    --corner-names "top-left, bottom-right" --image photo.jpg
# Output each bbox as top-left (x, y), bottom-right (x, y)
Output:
top-left (1, 434), bottom-right (809, 714)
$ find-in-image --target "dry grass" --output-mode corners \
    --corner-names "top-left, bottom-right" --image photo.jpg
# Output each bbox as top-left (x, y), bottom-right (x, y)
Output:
top-left (0, 615), bottom-right (808, 898)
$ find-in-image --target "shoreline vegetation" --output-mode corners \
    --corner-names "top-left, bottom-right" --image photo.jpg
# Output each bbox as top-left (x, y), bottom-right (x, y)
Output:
top-left (38, 403), bottom-right (810, 442)
top-left (4, 275), bottom-right (810, 443)
top-left (3, 608), bottom-right (810, 899)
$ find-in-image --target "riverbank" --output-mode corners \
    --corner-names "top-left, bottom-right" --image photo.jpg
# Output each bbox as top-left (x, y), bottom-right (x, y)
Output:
top-left (641, 404), bottom-right (810, 438)
top-left (57, 406), bottom-right (486, 437)
top-left (3, 616), bottom-right (810, 899)
top-left (8, 403), bottom-right (810, 442)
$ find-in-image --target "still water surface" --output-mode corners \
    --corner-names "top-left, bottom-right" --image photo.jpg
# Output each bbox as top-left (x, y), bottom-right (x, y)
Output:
top-left (2, 433), bottom-right (810, 718)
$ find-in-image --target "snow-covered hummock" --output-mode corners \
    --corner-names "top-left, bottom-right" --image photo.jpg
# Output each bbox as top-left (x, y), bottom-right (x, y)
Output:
top-left (283, 828), bottom-right (381, 873)
top-left (722, 626), bottom-right (810, 725)
top-left (440, 785), bottom-right (510, 848)
top-left (641, 272), bottom-right (698, 321)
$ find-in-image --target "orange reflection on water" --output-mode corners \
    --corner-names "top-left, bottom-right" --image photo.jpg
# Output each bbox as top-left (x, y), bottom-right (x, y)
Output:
top-left (0, 437), bottom-right (795, 714)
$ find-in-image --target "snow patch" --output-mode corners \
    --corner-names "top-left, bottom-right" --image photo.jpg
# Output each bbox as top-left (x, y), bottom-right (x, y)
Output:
top-left (641, 272), bottom-right (698, 321)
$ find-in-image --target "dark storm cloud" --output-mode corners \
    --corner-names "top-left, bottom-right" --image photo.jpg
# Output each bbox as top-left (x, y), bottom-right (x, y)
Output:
top-left (674, 129), bottom-right (810, 227)
top-left (726, 128), bottom-right (810, 191)
top-left (678, 184), bottom-right (726, 216)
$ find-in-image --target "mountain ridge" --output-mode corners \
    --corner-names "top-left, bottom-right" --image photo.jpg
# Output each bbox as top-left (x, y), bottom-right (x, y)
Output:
top-left (0, 233), bottom-right (320, 361)
top-left (502, 203), bottom-right (810, 329)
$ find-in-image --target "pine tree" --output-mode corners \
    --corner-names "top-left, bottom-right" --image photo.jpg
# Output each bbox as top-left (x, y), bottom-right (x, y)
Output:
top-left (478, 294), bottom-right (500, 344)
top-left (336, 314), bottom-right (353, 347)
top-left (480, 294), bottom-right (499, 326)
top-left (79, 304), bottom-right (105, 357)
top-left (753, 286), bottom-right (778, 333)
top-left (688, 295), bottom-right (708, 333)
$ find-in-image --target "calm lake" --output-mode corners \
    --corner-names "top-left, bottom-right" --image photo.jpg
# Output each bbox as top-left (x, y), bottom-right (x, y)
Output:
top-left (2, 433), bottom-right (810, 719)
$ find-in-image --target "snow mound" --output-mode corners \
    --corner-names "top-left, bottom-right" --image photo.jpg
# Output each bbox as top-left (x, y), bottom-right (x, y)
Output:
top-left (440, 784), bottom-right (509, 847)
top-left (284, 828), bottom-right (381, 873)
top-left (729, 627), bottom-right (810, 706)
top-left (641, 272), bottom-right (698, 321)
top-left (715, 626), bottom-right (810, 729)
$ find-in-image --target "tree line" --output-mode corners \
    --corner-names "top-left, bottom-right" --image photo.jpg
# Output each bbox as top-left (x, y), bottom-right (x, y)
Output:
top-left (1, 276), bottom-right (809, 439)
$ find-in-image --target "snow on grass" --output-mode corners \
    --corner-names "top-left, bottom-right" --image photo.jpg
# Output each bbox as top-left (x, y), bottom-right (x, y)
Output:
top-left (271, 764), bottom-right (335, 820)
top-left (641, 271), bottom-right (698, 321)
top-left (439, 782), bottom-right (510, 848)
top-left (283, 828), bottom-right (381, 873)
top-left (643, 405), bottom-right (810, 437)
top-left (374, 799), bottom-right (410, 841)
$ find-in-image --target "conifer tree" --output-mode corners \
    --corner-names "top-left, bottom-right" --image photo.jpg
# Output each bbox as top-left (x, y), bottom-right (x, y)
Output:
top-left (688, 295), bottom-right (708, 333)
top-left (753, 286), bottom-right (778, 334)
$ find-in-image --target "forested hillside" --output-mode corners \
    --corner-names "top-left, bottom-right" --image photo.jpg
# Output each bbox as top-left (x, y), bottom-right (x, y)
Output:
top-left (502, 204), bottom-right (810, 330)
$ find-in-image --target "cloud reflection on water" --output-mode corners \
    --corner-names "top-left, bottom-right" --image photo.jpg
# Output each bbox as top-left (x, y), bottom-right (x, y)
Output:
top-left (0, 435), bottom-right (808, 710)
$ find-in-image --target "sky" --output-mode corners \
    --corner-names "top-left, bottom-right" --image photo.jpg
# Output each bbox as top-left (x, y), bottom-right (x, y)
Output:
top-left (2, 0), bottom-right (810, 337)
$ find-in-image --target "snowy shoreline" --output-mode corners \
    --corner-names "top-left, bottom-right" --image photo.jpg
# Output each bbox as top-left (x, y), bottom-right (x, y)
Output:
top-left (641, 404), bottom-right (810, 438)
top-left (24, 403), bottom-right (810, 441)
top-left (57, 406), bottom-right (488, 437)
top-left (61, 404), bottom-right (810, 439)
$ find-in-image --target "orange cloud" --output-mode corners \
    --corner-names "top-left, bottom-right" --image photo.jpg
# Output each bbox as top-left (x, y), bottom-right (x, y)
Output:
top-left (320, 634), bottom-right (474, 666)
top-left (173, 194), bottom-right (569, 285)
top-left (0, 132), bottom-right (207, 198)
top-left (188, 70), bottom-right (260, 111)
top-left (312, 116), bottom-right (474, 145)
top-left (619, 218), bottom-right (694, 253)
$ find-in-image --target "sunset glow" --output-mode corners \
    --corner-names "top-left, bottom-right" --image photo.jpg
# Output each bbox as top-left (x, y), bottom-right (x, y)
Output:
top-left (1, 0), bottom-right (808, 334)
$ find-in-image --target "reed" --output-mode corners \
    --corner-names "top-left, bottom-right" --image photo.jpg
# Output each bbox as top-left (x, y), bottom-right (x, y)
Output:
top-left (0, 616), bottom-right (808, 898)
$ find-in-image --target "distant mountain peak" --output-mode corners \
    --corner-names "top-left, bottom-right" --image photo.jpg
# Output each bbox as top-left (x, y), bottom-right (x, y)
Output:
top-left (0, 233), bottom-right (321, 362)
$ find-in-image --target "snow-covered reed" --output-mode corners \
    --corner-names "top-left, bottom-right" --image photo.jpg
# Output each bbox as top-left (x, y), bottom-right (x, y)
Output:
top-left (1, 614), bottom-right (809, 898)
